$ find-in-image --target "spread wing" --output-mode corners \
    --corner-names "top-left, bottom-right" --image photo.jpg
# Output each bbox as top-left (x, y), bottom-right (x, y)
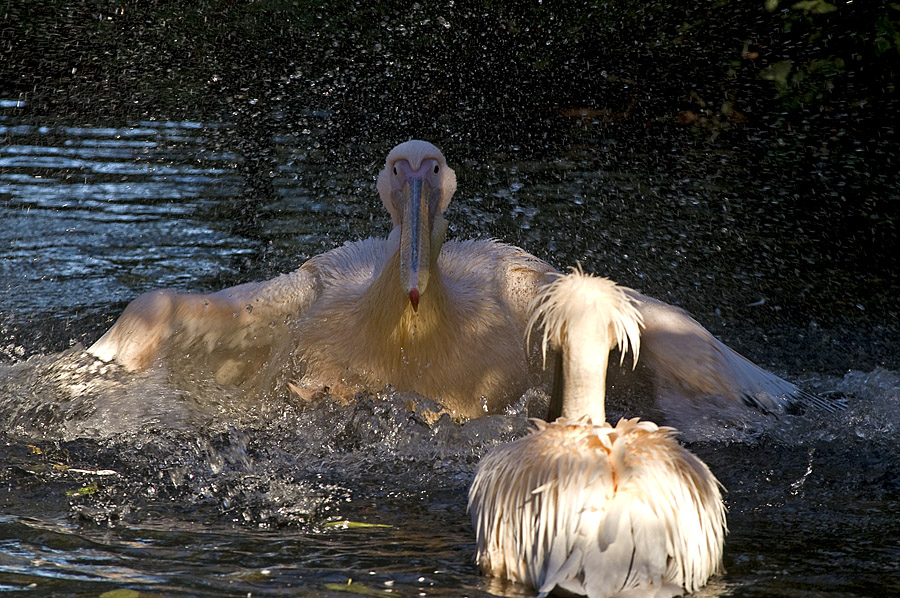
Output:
top-left (506, 261), bottom-right (840, 416)
top-left (625, 289), bottom-right (842, 414)
top-left (88, 266), bottom-right (320, 383)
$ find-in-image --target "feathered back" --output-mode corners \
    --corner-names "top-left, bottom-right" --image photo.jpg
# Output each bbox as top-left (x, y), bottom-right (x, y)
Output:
top-left (469, 417), bottom-right (726, 597)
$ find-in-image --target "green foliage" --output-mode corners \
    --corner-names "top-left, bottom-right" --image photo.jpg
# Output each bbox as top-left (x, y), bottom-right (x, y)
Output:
top-left (791, 0), bottom-right (838, 15)
top-left (874, 7), bottom-right (900, 54)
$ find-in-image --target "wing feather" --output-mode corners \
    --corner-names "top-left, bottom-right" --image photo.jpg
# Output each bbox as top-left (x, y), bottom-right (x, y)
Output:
top-left (88, 266), bottom-right (319, 378)
top-left (625, 289), bottom-right (843, 414)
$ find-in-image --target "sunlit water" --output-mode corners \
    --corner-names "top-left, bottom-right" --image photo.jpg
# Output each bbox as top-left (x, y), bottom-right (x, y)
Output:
top-left (2, 108), bottom-right (899, 597)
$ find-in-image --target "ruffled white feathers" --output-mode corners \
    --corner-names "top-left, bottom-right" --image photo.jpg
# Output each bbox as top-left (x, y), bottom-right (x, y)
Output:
top-left (469, 270), bottom-right (727, 597)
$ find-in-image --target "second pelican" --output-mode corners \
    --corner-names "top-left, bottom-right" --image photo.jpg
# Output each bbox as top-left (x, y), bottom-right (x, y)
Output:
top-left (469, 270), bottom-right (727, 597)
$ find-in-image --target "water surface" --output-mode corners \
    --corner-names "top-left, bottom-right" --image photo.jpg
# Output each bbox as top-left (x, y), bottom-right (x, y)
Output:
top-left (2, 106), bottom-right (899, 597)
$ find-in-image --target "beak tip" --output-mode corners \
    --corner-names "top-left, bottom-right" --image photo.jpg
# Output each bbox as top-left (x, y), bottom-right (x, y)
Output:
top-left (409, 288), bottom-right (420, 312)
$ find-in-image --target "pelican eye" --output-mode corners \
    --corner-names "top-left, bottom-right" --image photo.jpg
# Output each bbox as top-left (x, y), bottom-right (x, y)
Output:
top-left (433, 164), bottom-right (440, 174)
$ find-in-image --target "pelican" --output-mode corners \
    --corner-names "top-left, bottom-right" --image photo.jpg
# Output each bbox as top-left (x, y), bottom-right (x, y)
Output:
top-left (468, 270), bottom-right (726, 597)
top-left (89, 140), bottom-right (553, 418)
top-left (88, 140), bottom-right (836, 419)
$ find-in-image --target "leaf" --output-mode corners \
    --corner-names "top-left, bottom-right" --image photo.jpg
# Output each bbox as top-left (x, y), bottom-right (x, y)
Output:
top-left (323, 580), bottom-right (395, 596)
top-left (324, 520), bottom-right (392, 529)
top-left (99, 590), bottom-right (141, 598)
top-left (65, 481), bottom-right (99, 496)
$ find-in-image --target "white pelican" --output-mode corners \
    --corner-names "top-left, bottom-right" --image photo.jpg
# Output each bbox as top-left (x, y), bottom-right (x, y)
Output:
top-left (89, 140), bottom-right (554, 418)
top-left (88, 140), bottom-right (836, 419)
top-left (468, 270), bottom-right (727, 597)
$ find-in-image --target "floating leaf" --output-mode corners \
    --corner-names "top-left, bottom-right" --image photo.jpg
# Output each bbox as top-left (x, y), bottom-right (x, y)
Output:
top-left (99, 590), bottom-right (141, 598)
top-left (325, 520), bottom-right (392, 529)
top-left (66, 482), bottom-right (99, 496)
top-left (323, 579), bottom-right (394, 596)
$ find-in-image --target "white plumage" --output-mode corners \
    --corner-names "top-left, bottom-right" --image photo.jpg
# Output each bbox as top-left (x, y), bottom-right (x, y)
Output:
top-left (469, 271), bottom-right (726, 597)
top-left (88, 140), bottom-right (836, 419)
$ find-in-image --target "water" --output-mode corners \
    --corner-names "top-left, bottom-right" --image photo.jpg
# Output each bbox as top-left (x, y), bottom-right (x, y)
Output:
top-left (2, 105), bottom-right (899, 597)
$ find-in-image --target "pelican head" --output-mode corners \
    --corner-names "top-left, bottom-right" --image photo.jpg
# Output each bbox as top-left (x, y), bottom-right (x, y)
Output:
top-left (527, 268), bottom-right (643, 422)
top-left (376, 140), bottom-right (457, 311)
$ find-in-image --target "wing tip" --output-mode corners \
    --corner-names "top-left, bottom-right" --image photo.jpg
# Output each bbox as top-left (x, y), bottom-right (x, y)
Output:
top-left (785, 388), bottom-right (849, 414)
top-left (741, 387), bottom-right (848, 416)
